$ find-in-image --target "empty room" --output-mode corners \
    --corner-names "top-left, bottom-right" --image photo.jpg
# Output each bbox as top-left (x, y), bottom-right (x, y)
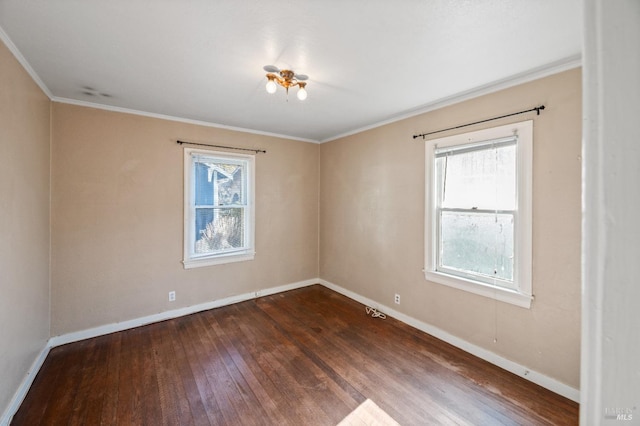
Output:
top-left (1, 1), bottom-right (638, 425)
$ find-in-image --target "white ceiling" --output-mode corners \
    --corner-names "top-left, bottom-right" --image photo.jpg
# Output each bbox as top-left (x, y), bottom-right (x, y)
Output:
top-left (0, 1), bottom-right (581, 143)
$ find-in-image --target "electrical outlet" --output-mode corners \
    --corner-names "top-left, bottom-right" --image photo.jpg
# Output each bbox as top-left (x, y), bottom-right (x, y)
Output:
top-left (394, 293), bottom-right (400, 304)
top-left (168, 291), bottom-right (176, 302)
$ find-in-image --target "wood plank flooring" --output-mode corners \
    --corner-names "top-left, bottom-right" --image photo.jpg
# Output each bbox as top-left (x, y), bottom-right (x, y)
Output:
top-left (12, 285), bottom-right (579, 425)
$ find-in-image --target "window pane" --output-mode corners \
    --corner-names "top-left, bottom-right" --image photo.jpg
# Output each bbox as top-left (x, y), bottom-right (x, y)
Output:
top-left (194, 208), bottom-right (245, 254)
top-left (195, 208), bottom-right (214, 241)
top-left (195, 162), bottom-right (213, 205)
top-left (438, 144), bottom-right (515, 210)
top-left (439, 211), bottom-right (514, 283)
top-left (194, 158), bottom-right (245, 206)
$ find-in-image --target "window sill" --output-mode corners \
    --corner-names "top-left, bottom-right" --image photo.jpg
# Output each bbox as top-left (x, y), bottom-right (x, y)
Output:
top-left (183, 251), bottom-right (255, 269)
top-left (424, 269), bottom-right (532, 309)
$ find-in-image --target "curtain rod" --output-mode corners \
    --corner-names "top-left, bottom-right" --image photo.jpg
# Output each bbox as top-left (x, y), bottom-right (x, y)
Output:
top-left (412, 105), bottom-right (545, 140)
top-left (177, 140), bottom-right (266, 154)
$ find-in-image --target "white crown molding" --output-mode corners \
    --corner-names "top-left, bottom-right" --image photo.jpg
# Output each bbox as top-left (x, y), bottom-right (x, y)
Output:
top-left (318, 278), bottom-right (580, 403)
top-left (51, 97), bottom-right (320, 144)
top-left (3, 20), bottom-right (580, 146)
top-left (321, 54), bottom-right (582, 143)
top-left (0, 23), bottom-right (318, 145)
top-left (0, 25), bottom-right (53, 99)
top-left (53, 52), bottom-right (580, 145)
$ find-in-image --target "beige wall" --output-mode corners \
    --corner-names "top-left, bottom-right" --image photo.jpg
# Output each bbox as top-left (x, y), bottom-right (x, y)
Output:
top-left (2, 36), bottom-right (580, 415)
top-left (320, 69), bottom-right (582, 388)
top-left (0, 41), bottom-right (51, 416)
top-left (50, 104), bottom-right (319, 335)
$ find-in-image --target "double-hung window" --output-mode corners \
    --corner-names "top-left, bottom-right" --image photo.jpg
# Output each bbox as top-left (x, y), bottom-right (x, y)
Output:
top-left (424, 120), bottom-right (533, 308)
top-left (183, 149), bottom-right (255, 268)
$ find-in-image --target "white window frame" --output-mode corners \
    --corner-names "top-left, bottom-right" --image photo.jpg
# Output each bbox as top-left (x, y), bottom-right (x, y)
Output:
top-left (424, 120), bottom-right (533, 308)
top-left (183, 148), bottom-right (255, 269)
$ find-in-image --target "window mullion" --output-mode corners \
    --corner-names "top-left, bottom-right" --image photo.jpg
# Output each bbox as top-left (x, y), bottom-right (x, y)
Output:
top-left (190, 156), bottom-right (198, 257)
top-left (440, 207), bottom-right (516, 215)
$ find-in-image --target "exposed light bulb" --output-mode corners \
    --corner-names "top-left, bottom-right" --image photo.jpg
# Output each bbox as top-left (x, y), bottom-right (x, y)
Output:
top-left (296, 86), bottom-right (307, 101)
top-left (266, 79), bottom-right (277, 94)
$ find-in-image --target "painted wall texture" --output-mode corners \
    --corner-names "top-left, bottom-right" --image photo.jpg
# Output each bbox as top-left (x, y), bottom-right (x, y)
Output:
top-left (0, 41), bottom-right (51, 417)
top-left (581, 0), bottom-right (640, 421)
top-left (320, 68), bottom-right (582, 389)
top-left (50, 103), bottom-right (319, 335)
top-left (3, 35), bottom-right (582, 419)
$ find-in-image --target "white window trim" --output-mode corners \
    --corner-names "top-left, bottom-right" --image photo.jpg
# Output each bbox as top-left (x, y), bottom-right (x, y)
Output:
top-left (183, 148), bottom-right (255, 269)
top-left (424, 120), bottom-right (533, 309)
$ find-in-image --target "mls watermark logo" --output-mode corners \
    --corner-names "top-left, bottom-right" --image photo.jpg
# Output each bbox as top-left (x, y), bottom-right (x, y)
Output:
top-left (604, 406), bottom-right (636, 421)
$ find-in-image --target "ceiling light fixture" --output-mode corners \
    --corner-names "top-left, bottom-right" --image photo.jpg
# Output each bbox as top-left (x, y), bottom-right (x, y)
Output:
top-left (263, 65), bottom-right (308, 101)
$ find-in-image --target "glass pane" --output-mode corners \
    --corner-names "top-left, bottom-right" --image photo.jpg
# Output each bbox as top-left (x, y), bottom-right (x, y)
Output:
top-left (439, 211), bottom-right (514, 283)
top-left (438, 144), bottom-right (515, 210)
top-left (195, 162), bottom-right (213, 205)
top-left (195, 208), bottom-right (214, 242)
top-left (194, 157), bottom-right (245, 206)
top-left (194, 208), bottom-right (245, 254)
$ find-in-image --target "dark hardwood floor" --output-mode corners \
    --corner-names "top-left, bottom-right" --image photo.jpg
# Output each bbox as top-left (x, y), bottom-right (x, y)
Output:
top-left (12, 285), bottom-right (579, 425)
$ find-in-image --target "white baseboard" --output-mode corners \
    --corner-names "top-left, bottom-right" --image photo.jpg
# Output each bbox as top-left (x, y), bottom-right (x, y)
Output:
top-left (4, 276), bottom-right (579, 425)
top-left (3, 278), bottom-right (318, 424)
top-left (318, 279), bottom-right (580, 403)
top-left (49, 278), bottom-right (318, 348)
top-left (0, 344), bottom-right (50, 426)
